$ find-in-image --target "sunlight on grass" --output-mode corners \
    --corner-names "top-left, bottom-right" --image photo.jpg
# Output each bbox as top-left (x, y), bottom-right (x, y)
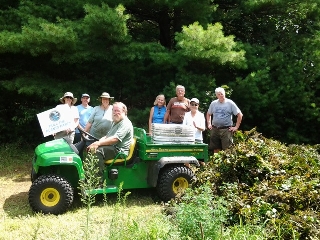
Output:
top-left (0, 204), bottom-right (171, 240)
top-left (0, 142), bottom-right (278, 239)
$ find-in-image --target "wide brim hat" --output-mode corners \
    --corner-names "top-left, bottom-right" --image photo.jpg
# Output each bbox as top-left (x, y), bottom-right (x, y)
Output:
top-left (59, 92), bottom-right (77, 105)
top-left (99, 92), bottom-right (114, 99)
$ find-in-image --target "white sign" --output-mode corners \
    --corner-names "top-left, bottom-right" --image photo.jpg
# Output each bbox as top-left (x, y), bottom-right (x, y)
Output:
top-left (37, 105), bottom-right (74, 137)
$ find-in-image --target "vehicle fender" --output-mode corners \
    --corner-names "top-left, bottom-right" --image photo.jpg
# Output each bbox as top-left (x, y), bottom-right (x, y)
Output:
top-left (33, 152), bottom-right (84, 179)
top-left (147, 156), bottom-right (199, 187)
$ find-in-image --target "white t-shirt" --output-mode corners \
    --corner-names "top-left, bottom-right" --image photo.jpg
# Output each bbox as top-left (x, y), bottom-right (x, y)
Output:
top-left (182, 111), bottom-right (205, 141)
top-left (56, 104), bottom-right (79, 131)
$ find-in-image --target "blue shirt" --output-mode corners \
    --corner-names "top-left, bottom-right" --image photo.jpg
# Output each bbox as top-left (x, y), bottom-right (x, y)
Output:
top-left (207, 98), bottom-right (241, 127)
top-left (152, 105), bottom-right (166, 123)
top-left (75, 104), bottom-right (93, 133)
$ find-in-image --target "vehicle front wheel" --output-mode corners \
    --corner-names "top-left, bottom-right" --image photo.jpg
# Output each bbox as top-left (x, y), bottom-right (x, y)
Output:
top-left (157, 165), bottom-right (195, 202)
top-left (28, 174), bottom-right (74, 215)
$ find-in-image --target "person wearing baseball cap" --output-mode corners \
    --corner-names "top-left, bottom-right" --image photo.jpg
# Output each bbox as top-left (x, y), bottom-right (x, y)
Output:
top-left (74, 93), bottom-right (93, 145)
top-left (182, 97), bottom-right (206, 167)
top-left (182, 97), bottom-right (205, 143)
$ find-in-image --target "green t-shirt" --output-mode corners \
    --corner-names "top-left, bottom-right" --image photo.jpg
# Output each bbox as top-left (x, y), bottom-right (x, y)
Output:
top-left (107, 116), bottom-right (133, 155)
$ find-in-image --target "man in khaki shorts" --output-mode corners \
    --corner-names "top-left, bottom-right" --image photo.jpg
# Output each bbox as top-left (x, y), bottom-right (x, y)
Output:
top-left (206, 87), bottom-right (243, 154)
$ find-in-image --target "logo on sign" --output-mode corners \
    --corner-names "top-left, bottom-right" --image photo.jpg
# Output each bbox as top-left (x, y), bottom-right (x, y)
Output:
top-left (49, 110), bottom-right (61, 121)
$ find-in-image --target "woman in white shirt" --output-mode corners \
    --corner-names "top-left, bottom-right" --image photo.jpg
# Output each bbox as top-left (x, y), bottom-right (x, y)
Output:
top-left (182, 98), bottom-right (205, 143)
top-left (54, 92), bottom-right (79, 143)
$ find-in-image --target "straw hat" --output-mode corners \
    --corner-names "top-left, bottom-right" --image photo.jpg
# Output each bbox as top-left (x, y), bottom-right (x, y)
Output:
top-left (99, 92), bottom-right (114, 99)
top-left (59, 92), bottom-right (77, 105)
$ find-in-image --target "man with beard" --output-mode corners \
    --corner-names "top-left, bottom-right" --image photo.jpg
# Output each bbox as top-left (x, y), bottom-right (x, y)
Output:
top-left (87, 102), bottom-right (133, 180)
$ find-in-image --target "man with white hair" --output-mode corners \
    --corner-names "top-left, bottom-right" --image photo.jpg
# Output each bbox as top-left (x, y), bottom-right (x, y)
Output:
top-left (88, 102), bottom-right (133, 179)
top-left (163, 85), bottom-right (190, 124)
top-left (206, 87), bottom-right (243, 154)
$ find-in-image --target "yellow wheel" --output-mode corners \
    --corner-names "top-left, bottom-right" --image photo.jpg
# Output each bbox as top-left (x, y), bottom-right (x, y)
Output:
top-left (29, 174), bottom-right (74, 215)
top-left (40, 188), bottom-right (61, 207)
top-left (157, 165), bottom-right (195, 201)
top-left (172, 177), bottom-right (189, 194)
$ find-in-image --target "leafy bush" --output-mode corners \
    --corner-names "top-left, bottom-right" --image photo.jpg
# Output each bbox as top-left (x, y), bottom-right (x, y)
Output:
top-left (194, 129), bottom-right (320, 239)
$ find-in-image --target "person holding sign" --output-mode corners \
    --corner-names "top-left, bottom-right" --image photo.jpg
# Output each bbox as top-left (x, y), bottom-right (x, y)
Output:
top-left (53, 92), bottom-right (79, 143)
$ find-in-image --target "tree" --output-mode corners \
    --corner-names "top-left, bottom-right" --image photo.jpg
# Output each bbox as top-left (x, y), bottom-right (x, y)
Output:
top-left (0, 0), bottom-right (319, 144)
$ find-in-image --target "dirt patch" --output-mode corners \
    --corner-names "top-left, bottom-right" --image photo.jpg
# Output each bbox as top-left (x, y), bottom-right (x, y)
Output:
top-left (0, 173), bottom-right (32, 217)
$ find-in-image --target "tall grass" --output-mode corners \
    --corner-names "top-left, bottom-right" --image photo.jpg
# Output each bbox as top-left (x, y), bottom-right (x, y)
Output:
top-left (1, 143), bottom-right (275, 239)
top-left (78, 151), bottom-right (101, 240)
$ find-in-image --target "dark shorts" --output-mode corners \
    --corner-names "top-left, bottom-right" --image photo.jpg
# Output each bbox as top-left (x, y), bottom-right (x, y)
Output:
top-left (209, 128), bottom-right (233, 150)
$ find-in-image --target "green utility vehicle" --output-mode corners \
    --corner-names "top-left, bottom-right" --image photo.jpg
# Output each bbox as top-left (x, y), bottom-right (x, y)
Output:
top-left (28, 127), bottom-right (209, 214)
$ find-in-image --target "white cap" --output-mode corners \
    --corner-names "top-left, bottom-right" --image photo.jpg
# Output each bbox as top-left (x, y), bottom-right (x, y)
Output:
top-left (190, 98), bottom-right (199, 104)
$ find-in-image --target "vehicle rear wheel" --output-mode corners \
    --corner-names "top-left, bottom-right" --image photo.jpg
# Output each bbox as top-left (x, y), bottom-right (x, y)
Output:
top-left (157, 165), bottom-right (195, 202)
top-left (28, 174), bottom-right (74, 215)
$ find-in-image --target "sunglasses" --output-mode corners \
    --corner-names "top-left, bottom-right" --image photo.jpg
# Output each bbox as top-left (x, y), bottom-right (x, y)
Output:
top-left (158, 108), bottom-right (161, 115)
top-left (190, 103), bottom-right (198, 106)
top-left (65, 96), bottom-right (73, 99)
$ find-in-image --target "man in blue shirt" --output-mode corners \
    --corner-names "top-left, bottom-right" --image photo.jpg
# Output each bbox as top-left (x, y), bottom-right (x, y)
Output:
top-left (206, 87), bottom-right (243, 154)
top-left (74, 93), bottom-right (93, 144)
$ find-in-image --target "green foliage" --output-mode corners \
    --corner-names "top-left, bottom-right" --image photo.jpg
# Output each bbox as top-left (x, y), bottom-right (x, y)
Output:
top-left (0, 0), bottom-right (320, 145)
top-left (78, 152), bottom-right (101, 240)
top-left (194, 129), bottom-right (320, 239)
top-left (176, 22), bottom-right (246, 68)
top-left (172, 184), bottom-right (229, 239)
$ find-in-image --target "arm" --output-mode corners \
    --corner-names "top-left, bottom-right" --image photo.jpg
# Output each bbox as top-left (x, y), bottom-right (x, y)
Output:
top-left (230, 112), bottom-right (243, 132)
top-left (163, 109), bottom-right (170, 123)
top-left (194, 113), bottom-right (205, 132)
top-left (84, 107), bottom-right (95, 132)
top-left (148, 107), bottom-right (154, 134)
top-left (73, 118), bottom-right (79, 130)
top-left (163, 99), bottom-right (172, 123)
top-left (206, 112), bottom-right (212, 130)
top-left (87, 135), bottom-right (119, 152)
top-left (84, 122), bottom-right (92, 133)
top-left (77, 122), bottom-right (85, 132)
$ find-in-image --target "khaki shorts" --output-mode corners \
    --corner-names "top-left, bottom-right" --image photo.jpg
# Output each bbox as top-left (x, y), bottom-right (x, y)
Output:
top-left (209, 128), bottom-right (233, 150)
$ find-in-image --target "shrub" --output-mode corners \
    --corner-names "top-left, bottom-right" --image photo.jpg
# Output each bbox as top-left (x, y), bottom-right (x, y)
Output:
top-left (194, 129), bottom-right (320, 239)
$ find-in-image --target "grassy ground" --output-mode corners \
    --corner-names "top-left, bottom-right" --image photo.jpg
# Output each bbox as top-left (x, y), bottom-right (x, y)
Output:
top-left (0, 144), bottom-right (172, 240)
top-left (0, 143), bottom-right (270, 240)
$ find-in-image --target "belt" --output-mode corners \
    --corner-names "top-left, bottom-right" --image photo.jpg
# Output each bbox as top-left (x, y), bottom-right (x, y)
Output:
top-left (213, 125), bottom-right (231, 129)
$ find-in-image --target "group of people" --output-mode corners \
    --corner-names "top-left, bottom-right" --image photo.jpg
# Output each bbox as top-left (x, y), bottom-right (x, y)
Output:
top-left (53, 91), bottom-right (133, 181)
top-left (148, 85), bottom-right (243, 154)
top-left (53, 84), bottom-right (242, 179)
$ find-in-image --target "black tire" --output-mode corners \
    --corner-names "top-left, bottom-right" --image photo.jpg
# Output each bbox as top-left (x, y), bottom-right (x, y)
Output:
top-left (30, 168), bottom-right (38, 183)
top-left (28, 174), bottom-right (74, 215)
top-left (157, 165), bottom-right (195, 202)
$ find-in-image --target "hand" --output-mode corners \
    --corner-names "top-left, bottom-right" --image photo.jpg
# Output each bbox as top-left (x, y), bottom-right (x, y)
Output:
top-left (87, 141), bottom-right (100, 153)
top-left (193, 121), bottom-right (197, 128)
top-left (229, 126), bottom-right (238, 132)
top-left (207, 123), bottom-right (212, 130)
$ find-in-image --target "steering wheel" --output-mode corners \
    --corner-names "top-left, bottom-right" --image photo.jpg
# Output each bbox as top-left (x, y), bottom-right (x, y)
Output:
top-left (78, 128), bottom-right (99, 142)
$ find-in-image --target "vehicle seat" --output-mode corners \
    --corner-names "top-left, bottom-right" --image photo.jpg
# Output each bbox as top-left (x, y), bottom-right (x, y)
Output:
top-left (105, 138), bottom-right (137, 166)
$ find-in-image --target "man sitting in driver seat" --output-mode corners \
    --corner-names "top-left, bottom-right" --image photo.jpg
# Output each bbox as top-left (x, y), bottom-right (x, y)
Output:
top-left (87, 102), bottom-right (133, 179)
